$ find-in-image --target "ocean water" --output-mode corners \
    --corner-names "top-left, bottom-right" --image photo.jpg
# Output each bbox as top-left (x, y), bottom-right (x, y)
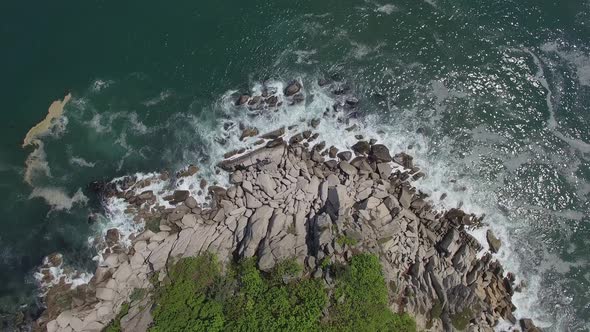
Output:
top-left (1, 0), bottom-right (590, 330)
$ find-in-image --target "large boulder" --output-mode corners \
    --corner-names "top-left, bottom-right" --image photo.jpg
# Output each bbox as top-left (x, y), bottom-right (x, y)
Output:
top-left (370, 144), bottom-right (392, 162)
top-left (105, 229), bottom-right (120, 246)
top-left (351, 141), bottom-right (370, 155)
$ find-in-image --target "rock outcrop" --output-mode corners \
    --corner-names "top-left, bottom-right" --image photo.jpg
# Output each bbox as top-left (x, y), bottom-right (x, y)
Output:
top-left (34, 81), bottom-right (537, 332)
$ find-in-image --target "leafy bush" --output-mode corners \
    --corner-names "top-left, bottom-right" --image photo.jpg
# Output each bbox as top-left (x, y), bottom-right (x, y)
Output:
top-left (147, 253), bottom-right (415, 332)
top-left (149, 254), bottom-right (225, 332)
top-left (324, 253), bottom-right (416, 332)
top-left (224, 258), bottom-right (326, 332)
top-left (336, 235), bottom-right (358, 247)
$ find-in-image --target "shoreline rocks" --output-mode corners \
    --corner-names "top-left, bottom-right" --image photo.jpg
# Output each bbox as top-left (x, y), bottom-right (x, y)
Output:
top-left (33, 79), bottom-right (539, 332)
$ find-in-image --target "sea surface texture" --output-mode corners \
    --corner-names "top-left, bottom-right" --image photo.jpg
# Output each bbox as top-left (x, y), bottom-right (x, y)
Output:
top-left (1, 0), bottom-right (590, 330)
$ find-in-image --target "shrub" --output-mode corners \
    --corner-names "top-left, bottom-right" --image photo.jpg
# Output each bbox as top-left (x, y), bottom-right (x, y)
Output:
top-left (146, 253), bottom-right (415, 332)
top-left (324, 253), bottom-right (416, 332)
top-left (336, 235), bottom-right (358, 247)
top-left (149, 254), bottom-right (225, 332)
top-left (224, 258), bottom-right (326, 332)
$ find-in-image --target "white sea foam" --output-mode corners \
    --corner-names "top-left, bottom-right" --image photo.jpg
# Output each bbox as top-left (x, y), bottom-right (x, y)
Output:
top-left (29, 187), bottom-right (89, 211)
top-left (69, 156), bottom-right (96, 168)
top-left (143, 90), bottom-right (172, 106)
top-left (376, 4), bottom-right (397, 15)
top-left (90, 79), bottom-right (114, 92)
top-left (34, 254), bottom-right (93, 294)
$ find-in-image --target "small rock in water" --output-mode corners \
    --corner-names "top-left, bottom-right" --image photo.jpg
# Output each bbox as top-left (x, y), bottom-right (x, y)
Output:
top-left (236, 94), bottom-right (250, 105)
top-left (240, 127), bottom-right (259, 141)
top-left (265, 95), bottom-right (278, 107)
top-left (310, 118), bottom-right (321, 128)
top-left (284, 81), bottom-right (302, 96)
top-left (346, 97), bottom-right (359, 106)
top-left (345, 124), bottom-right (357, 131)
top-left (260, 127), bottom-right (285, 139)
top-left (291, 93), bottom-right (305, 104)
top-left (200, 179), bottom-right (207, 189)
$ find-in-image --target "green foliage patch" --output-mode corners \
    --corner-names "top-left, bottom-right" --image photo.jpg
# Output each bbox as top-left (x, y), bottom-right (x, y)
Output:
top-left (336, 235), bottom-right (358, 247)
top-left (147, 253), bottom-right (415, 332)
top-left (103, 302), bottom-right (129, 332)
top-left (324, 253), bottom-right (416, 332)
top-left (450, 307), bottom-right (473, 330)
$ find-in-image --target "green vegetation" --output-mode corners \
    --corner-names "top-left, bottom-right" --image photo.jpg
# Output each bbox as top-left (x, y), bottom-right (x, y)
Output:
top-left (426, 299), bottom-right (443, 329)
top-left (335, 235), bottom-right (358, 247)
top-left (129, 288), bottom-right (147, 303)
top-left (320, 257), bottom-right (331, 269)
top-left (145, 253), bottom-right (415, 332)
top-left (450, 307), bottom-right (473, 330)
top-left (103, 302), bottom-right (129, 332)
top-left (324, 253), bottom-right (416, 332)
top-left (144, 217), bottom-right (161, 233)
top-left (150, 254), bottom-right (224, 332)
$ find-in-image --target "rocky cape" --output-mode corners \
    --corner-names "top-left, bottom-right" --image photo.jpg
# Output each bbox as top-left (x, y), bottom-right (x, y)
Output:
top-left (34, 82), bottom-right (540, 332)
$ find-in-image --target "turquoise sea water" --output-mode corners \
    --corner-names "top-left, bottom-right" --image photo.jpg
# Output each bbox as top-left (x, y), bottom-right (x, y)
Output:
top-left (1, 0), bottom-right (590, 330)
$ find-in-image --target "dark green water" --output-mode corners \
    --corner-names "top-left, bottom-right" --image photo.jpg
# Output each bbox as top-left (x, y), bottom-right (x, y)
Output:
top-left (1, 0), bottom-right (590, 330)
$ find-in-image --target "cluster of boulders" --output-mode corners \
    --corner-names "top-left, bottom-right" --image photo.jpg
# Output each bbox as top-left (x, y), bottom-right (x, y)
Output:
top-left (34, 79), bottom-right (541, 332)
top-left (234, 80), bottom-right (304, 111)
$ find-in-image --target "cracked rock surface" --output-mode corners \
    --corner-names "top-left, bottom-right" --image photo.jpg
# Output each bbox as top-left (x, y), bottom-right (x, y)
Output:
top-left (37, 132), bottom-right (536, 332)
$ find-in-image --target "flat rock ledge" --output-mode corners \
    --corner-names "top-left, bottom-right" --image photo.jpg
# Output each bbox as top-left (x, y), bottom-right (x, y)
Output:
top-left (36, 133), bottom-right (540, 332)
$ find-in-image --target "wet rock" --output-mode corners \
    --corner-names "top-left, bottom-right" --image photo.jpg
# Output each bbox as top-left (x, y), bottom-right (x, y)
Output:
top-left (265, 95), bottom-right (279, 107)
top-left (337, 151), bottom-right (352, 161)
top-left (292, 93), bottom-right (305, 104)
top-left (172, 190), bottom-right (189, 203)
top-left (289, 133), bottom-right (304, 144)
top-left (346, 97), bottom-right (359, 106)
top-left (105, 228), bottom-right (120, 246)
top-left (393, 152), bottom-right (414, 169)
top-left (369, 144), bottom-right (392, 162)
top-left (240, 127), bottom-right (259, 141)
top-left (178, 165), bottom-right (199, 177)
top-left (486, 230), bottom-right (502, 253)
top-left (236, 94), bottom-right (250, 105)
top-left (284, 81), bottom-right (302, 96)
top-left (311, 118), bottom-right (321, 128)
top-left (351, 141), bottom-right (370, 155)
top-left (328, 146), bottom-right (338, 158)
top-left (520, 318), bottom-right (541, 332)
top-left (224, 148), bottom-right (246, 159)
top-left (266, 138), bottom-right (284, 148)
top-left (260, 127), bottom-right (285, 139)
